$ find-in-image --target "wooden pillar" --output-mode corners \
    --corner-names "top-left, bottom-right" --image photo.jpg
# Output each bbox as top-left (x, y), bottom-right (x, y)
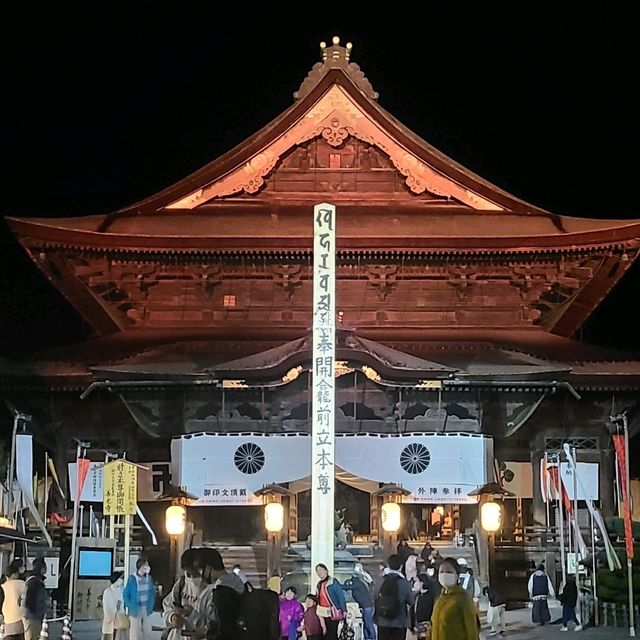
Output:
top-left (370, 493), bottom-right (379, 543)
top-left (531, 448), bottom-right (546, 526)
top-left (288, 493), bottom-right (298, 543)
top-left (267, 531), bottom-right (282, 581)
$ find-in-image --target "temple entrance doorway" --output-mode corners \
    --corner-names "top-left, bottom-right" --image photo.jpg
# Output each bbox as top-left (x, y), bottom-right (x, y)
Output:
top-left (297, 480), bottom-right (370, 542)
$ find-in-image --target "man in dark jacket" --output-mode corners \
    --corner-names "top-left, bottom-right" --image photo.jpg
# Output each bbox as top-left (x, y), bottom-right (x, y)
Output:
top-left (343, 574), bottom-right (375, 640)
top-left (373, 554), bottom-right (414, 640)
top-left (483, 584), bottom-right (506, 636)
top-left (527, 564), bottom-right (555, 625)
top-left (22, 558), bottom-right (47, 640)
top-left (559, 575), bottom-right (582, 632)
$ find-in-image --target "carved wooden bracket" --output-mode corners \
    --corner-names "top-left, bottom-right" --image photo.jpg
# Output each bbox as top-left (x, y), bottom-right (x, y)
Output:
top-left (447, 266), bottom-right (478, 300)
top-left (201, 266), bottom-right (222, 298)
top-left (272, 264), bottom-right (304, 298)
top-left (366, 264), bottom-right (399, 301)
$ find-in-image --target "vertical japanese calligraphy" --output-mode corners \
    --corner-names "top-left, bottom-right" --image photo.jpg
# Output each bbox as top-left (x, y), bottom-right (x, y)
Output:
top-left (312, 203), bottom-right (336, 574)
top-left (103, 460), bottom-right (137, 516)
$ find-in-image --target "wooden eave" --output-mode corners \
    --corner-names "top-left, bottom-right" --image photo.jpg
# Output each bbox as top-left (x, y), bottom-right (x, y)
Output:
top-left (7, 212), bottom-right (640, 254)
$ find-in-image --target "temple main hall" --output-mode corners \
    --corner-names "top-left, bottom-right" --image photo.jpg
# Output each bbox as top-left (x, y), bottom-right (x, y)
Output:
top-left (2, 38), bottom-right (640, 595)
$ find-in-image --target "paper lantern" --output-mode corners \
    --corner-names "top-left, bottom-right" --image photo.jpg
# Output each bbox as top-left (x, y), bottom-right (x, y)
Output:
top-left (481, 501), bottom-right (502, 532)
top-left (264, 502), bottom-right (285, 532)
top-left (165, 504), bottom-right (187, 535)
top-left (381, 502), bottom-right (401, 532)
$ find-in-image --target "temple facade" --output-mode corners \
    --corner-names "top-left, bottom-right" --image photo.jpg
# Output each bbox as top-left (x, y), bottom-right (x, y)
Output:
top-left (3, 38), bottom-right (640, 592)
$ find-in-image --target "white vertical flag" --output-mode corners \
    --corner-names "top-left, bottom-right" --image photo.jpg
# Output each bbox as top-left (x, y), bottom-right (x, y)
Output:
top-left (312, 203), bottom-right (336, 574)
top-left (16, 434), bottom-right (52, 546)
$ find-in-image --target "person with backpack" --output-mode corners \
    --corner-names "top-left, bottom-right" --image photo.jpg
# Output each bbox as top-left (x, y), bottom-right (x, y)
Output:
top-left (527, 564), bottom-right (555, 626)
top-left (0, 560), bottom-right (26, 640)
top-left (20, 558), bottom-right (47, 640)
top-left (315, 563), bottom-right (347, 640)
top-left (196, 547), bottom-right (279, 640)
top-left (430, 557), bottom-right (479, 640)
top-left (373, 554), bottom-right (414, 640)
top-left (162, 549), bottom-right (208, 640)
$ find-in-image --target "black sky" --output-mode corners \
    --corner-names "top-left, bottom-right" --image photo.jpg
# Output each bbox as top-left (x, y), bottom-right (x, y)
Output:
top-left (0, 6), bottom-right (638, 356)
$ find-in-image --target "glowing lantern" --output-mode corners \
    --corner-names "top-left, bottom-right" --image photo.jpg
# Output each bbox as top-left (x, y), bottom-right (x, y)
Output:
top-left (264, 502), bottom-right (285, 532)
top-left (165, 504), bottom-right (187, 536)
top-left (381, 502), bottom-right (401, 532)
top-left (481, 501), bottom-right (502, 533)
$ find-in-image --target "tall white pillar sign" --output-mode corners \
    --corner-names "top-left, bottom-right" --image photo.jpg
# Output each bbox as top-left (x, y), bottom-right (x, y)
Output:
top-left (312, 203), bottom-right (336, 574)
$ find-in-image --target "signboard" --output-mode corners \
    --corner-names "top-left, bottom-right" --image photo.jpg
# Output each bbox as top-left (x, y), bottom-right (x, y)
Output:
top-left (560, 462), bottom-right (599, 500)
top-left (312, 202), bottom-right (336, 572)
top-left (103, 460), bottom-right (137, 516)
top-left (403, 484), bottom-right (479, 505)
top-left (69, 461), bottom-right (172, 502)
top-left (197, 485), bottom-right (262, 506)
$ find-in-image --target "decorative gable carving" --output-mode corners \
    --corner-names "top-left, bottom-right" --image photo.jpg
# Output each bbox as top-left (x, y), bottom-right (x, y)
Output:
top-left (235, 138), bottom-right (447, 199)
top-left (166, 85), bottom-right (502, 211)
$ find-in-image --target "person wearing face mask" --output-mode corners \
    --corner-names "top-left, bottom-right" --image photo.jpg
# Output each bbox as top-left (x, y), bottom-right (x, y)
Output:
top-left (102, 571), bottom-right (127, 640)
top-left (430, 557), bottom-right (479, 640)
top-left (162, 549), bottom-right (208, 640)
top-left (124, 557), bottom-right (155, 640)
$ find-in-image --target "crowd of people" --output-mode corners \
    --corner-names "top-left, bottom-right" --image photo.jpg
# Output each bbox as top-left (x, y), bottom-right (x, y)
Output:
top-left (110, 543), bottom-right (486, 640)
top-left (7, 543), bottom-right (571, 640)
top-left (0, 558), bottom-right (48, 640)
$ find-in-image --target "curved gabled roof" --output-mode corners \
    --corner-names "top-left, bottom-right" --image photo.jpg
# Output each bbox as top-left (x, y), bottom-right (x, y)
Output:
top-left (7, 40), bottom-right (640, 252)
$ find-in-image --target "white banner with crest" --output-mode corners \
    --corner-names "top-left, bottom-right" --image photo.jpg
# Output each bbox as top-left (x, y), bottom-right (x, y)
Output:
top-left (171, 432), bottom-right (491, 505)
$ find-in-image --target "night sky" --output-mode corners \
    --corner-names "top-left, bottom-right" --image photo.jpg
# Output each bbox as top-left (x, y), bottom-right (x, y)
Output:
top-left (0, 7), bottom-right (638, 357)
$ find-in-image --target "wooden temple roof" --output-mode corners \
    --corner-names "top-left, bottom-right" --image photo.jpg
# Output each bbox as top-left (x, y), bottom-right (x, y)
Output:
top-left (7, 39), bottom-right (640, 254)
top-left (4, 38), bottom-right (640, 372)
top-left (3, 329), bottom-right (640, 392)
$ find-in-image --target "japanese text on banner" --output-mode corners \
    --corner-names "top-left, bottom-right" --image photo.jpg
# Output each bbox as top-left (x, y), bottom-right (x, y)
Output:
top-left (103, 460), bottom-right (137, 515)
top-left (313, 204), bottom-right (335, 498)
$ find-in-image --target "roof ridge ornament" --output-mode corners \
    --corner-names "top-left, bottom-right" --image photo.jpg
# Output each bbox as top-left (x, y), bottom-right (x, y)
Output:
top-left (294, 36), bottom-right (379, 102)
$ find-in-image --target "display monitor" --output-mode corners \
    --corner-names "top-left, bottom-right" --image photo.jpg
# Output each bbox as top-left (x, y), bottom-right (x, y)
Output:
top-left (77, 548), bottom-right (113, 578)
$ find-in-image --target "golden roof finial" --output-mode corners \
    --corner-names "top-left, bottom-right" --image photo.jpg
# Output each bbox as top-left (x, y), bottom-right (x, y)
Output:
top-left (319, 36), bottom-right (353, 63)
top-left (297, 37), bottom-right (377, 101)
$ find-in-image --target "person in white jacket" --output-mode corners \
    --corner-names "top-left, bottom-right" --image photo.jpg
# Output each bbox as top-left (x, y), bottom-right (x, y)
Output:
top-left (102, 571), bottom-right (127, 640)
top-left (0, 561), bottom-right (26, 640)
top-left (162, 549), bottom-right (209, 640)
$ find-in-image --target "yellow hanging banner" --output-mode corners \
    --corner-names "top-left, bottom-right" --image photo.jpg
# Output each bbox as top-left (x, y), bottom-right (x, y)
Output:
top-left (103, 460), bottom-right (137, 515)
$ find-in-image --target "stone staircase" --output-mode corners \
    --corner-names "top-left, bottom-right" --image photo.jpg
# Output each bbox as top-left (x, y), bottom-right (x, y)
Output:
top-left (213, 538), bottom-right (479, 588)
